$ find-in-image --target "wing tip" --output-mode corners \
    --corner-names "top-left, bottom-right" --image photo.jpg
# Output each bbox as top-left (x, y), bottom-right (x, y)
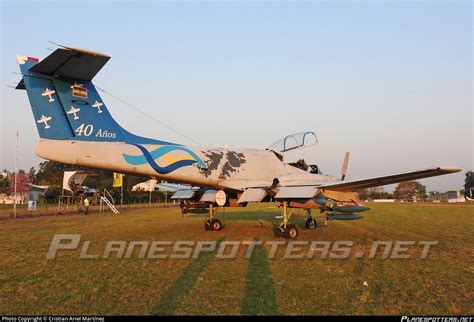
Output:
top-left (437, 167), bottom-right (462, 174)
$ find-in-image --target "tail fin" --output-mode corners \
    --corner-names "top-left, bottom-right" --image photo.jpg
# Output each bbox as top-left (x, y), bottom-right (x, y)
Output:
top-left (16, 46), bottom-right (174, 145)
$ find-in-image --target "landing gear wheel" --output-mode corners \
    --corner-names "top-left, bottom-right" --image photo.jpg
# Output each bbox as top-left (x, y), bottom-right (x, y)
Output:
top-left (305, 218), bottom-right (317, 229)
top-left (211, 219), bottom-right (222, 231)
top-left (204, 219), bottom-right (222, 231)
top-left (280, 224), bottom-right (298, 239)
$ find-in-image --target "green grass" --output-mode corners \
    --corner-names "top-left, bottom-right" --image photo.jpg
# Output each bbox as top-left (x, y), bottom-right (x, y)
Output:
top-left (0, 202), bottom-right (174, 220)
top-left (0, 202), bottom-right (472, 315)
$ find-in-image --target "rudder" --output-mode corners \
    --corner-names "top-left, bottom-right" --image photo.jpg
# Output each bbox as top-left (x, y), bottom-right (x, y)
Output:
top-left (16, 46), bottom-right (175, 145)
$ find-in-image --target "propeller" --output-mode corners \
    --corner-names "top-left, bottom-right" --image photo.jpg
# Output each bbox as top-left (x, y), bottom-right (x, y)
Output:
top-left (340, 152), bottom-right (350, 181)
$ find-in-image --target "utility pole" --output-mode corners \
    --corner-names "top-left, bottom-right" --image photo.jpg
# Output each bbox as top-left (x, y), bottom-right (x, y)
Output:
top-left (13, 130), bottom-right (18, 219)
top-left (120, 174), bottom-right (124, 209)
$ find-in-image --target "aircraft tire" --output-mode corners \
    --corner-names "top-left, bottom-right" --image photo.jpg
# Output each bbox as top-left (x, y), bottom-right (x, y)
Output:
top-left (283, 224), bottom-right (298, 239)
top-left (211, 219), bottom-right (222, 231)
top-left (305, 218), bottom-right (317, 229)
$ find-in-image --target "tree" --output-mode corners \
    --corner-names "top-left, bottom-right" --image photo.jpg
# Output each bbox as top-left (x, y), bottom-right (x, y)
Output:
top-left (393, 181), bottom-right (426, 202)
top-left (0, 171), bottom-right (9, 194)
top-left (357, 187), bottom-right (393, 200)
top-left (28, 166), bottom-right (36, 182)
top-left (9, 171), bottom-right (31, 202)
top-left (35, 161), bottom-right (71, 186)
top-left (464, 171), bottom-right (473, 198)
top-left (357, 189), bottom-right (369, 200)
top-left (33, 160), bottom-right (150, 203)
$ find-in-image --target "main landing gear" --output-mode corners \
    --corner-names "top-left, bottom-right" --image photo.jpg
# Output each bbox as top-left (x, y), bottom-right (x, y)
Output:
top-left (278, 201), bottom-right (299, 239)
top-left (305, 209), bottom-right (317, 229)
top-left (204, 204), bottom-right (222, 231)
top-left (278, 205), bottom-right (322, 239)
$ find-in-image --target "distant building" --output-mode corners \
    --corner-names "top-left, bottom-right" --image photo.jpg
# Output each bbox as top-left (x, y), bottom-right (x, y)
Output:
top-left (429, 191), bottom-right (445, 202)
top-left (27, 184), bottom-right (49, 201)
top-left (0, 184), bottom-right (48, 204)
top-left (0, 194), bottom-right (21, 204)
top-left (446, 190), bottom-right (465, 203)
top-left (428, 190), bottom-right (465, 203)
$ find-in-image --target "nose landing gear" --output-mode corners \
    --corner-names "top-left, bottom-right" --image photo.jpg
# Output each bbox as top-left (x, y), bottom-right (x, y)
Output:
top-left (204, 218), bottom-right (222, 231)
top-left (204, 204), bottom-right (223, 231)
top-left (278, 201), bottom-right (299, 239)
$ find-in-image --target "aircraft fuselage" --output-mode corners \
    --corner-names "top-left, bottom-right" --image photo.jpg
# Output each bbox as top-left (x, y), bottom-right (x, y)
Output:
top-left (36, 139), bottom-right (338, 192)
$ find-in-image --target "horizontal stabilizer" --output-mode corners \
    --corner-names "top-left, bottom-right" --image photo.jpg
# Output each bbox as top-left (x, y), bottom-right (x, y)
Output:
top-left (29, 47), bottom-right (110, 81)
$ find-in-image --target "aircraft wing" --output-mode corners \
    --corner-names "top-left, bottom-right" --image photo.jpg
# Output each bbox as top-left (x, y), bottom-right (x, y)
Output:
top-left (237, 167), bottom-right (461, 203)
top-left (317, 167), bottom-right (461, 192)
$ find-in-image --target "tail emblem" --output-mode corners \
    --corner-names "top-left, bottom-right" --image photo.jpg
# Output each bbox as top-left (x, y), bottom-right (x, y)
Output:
top-left (67, 106), bottom-right (81, 120)
top-left (92, 100), bottom-right (104, 113)
top-left (123, 144), bottom-right (208, 175)
top-left (37, 115), bottom-right (52, 129)
top-left (71, 83), bottom-right (88, 99)
top-left (41, 88), bottom-right (55, 102)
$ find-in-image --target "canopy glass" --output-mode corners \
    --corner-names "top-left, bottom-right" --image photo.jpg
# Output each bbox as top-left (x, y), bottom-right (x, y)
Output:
top-left (266, 131), bottom-right (318, 153)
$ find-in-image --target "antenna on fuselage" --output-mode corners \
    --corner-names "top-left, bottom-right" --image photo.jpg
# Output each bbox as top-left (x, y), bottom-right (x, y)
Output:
top-left (95, 86), bottom-right (203, 146)
top-left (340, 152), bottom-right (350, 181)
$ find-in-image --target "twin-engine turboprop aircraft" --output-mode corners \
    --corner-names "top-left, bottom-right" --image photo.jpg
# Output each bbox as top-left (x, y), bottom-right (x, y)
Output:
top-left (15, 45), bottom-right (461, 238)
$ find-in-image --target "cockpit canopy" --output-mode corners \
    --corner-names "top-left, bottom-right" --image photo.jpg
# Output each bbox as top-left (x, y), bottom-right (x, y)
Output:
top-left (266, 131), bottom-right (323, 174)
top-left (266, 131), bottom-right (318, 154)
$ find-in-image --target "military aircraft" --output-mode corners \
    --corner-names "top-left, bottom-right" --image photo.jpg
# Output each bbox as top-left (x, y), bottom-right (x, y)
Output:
top-left (15, 45), bottom-right (461, 238)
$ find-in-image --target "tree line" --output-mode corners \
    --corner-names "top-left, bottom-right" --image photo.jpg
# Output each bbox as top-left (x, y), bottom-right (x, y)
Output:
top-left (0, 161), bottom-right (167, 203)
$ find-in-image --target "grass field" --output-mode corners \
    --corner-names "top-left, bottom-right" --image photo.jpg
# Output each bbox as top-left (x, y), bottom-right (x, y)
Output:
top-left (0, 202), bottom-right (472, 315)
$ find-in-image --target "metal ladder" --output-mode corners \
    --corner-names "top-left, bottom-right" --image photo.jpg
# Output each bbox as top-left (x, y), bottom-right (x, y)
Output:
top-left (100, 189), bottom-right (120, 214)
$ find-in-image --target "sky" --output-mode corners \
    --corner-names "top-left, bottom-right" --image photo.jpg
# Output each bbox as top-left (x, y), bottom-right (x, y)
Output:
top-left (0, 1), bottom-right (472, 192)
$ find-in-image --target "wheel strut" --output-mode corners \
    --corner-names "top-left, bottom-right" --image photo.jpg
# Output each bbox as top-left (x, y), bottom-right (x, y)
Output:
top-left (305, 209), bottom-right (317, 229)
top-left (204, 203), bottom-right (222, 231)
top-left (279, 201), bottom-right (298, 239)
